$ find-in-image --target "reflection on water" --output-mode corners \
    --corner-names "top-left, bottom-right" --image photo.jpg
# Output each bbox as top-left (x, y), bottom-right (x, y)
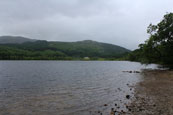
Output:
top-left (0, 61), bottom-right (158, 115)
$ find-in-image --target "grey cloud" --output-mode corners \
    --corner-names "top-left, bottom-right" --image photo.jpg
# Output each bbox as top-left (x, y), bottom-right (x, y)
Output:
top-left (0, 0), bottom-right (173, 49)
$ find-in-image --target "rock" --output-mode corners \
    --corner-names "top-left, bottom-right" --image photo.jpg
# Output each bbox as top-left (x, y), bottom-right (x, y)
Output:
top-left (134, 71), bottom-right (140, 73)
top-left (110, 111), bottom-right (115, 115)
top-left (118, 88), bottom-right (121, 91)
top-left (104, 104), bottom-right (108, 106)
top-left (126, 95), bottom-right (130, 99)
top-left (110, 108), bottom-right (115, 115)
top-left (139, 108), bottom-right (143, 111)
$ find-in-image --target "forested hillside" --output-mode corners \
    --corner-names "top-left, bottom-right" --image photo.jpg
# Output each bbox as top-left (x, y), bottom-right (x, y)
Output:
top-left (0, 37), bottom-right (130, 60)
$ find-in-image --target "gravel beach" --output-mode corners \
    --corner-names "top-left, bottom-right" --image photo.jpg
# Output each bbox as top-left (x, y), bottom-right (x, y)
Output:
top-left (128, 69), bottom-right (173, 115)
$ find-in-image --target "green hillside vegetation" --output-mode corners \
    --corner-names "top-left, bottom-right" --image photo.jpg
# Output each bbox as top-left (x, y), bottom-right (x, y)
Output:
top-left (127, 12), bottom-right (173, 66)
top-left (0, 38), bottom-right (130, 60)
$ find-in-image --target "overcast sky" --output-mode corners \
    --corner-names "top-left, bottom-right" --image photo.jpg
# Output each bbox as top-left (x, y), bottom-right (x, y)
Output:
top-left (0, 0), bottom-right (173, 49)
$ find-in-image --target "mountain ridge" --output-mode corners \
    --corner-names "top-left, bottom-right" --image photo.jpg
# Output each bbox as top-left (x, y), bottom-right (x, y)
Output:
top-left (0, 36), bottom-right (37, 44)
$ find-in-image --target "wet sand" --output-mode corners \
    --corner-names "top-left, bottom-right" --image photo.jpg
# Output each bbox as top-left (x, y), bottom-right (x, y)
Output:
top-left (128, 70), bottom-right (173, 115)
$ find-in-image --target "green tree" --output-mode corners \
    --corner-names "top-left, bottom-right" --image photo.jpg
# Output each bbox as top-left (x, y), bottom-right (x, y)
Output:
top-left (129, 12), bottom-right (173, 65)
top-left (145, 13), bottom-right (173, 65)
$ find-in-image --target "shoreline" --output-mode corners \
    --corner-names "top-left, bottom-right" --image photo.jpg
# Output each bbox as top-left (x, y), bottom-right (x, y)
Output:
top-left (128, 69), bottom-right (173, 114)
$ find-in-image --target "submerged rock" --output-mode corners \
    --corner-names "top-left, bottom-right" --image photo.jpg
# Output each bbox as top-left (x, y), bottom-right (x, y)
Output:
top-left (126, 95), bottom-right (130, 99)
top-left (122, 71), bottom-right (140, 73)
top-left (104, 104), bottom-right (108, 106)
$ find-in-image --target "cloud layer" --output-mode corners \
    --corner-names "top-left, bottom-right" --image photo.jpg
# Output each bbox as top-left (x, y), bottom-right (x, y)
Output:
top-left (0, 0), bottom-right (173, 49)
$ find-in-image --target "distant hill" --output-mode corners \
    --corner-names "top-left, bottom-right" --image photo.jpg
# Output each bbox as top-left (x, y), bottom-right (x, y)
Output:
top-left (49, 40), bottom-right (130, 58)
top-left (0, 36), bottom-right (37, 44)
top-left (0, 36), bottom-right (130, 60)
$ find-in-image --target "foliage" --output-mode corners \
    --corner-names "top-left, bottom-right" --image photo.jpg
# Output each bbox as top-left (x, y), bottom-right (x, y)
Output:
top-left (128, 12), bottom-right (173, 65)
top-left (0, 40), bottom-right (130, 60)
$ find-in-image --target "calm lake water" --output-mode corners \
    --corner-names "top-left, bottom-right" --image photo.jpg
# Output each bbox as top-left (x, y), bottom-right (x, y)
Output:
top-left (0, 61), bottom-right (158, 115)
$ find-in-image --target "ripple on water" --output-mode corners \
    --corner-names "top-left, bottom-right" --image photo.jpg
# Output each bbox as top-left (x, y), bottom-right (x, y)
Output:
top-left (0, 61), bottom-right (158, 115)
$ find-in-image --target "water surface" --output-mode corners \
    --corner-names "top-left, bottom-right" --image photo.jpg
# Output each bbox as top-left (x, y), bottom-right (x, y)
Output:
top-left (0, 61), bottom-right (158, 115)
